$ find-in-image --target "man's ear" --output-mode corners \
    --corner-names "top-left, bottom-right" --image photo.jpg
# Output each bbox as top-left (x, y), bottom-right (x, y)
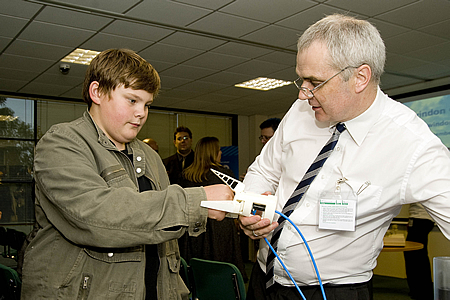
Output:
top-left (354, 64), bottom-right (372, 93)
top-left (89, 81), bottom-right (102, 105)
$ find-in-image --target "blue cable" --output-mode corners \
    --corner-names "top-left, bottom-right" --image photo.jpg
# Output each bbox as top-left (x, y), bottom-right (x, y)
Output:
top-left (256, 209), bottom-right (327, 300)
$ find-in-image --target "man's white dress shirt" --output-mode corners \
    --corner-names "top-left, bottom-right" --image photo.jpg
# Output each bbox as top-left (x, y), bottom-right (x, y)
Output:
top-left (244, 88), bottom-right (450, 286)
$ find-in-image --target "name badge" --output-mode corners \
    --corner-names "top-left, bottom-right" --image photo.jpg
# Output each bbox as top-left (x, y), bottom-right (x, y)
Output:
top-left (319, 178), bottom-right (357, 231)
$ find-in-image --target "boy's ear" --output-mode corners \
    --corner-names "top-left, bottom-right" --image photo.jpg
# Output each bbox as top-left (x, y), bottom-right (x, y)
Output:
top-left (89, 81), bottom-right (102, 105)
top-left (354, 64), bottom-right (372, 94)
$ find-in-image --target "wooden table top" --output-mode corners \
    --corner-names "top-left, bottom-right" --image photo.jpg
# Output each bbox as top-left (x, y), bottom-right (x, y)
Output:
top-left (382, 241), bottom-right (424, 252)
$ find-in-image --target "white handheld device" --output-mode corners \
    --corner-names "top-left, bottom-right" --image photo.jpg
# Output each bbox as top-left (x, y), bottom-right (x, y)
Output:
top-left (200, 169), bottom-right (276, 221)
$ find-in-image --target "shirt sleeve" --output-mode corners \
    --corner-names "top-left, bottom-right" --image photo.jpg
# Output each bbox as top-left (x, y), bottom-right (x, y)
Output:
top-left (404, 138), bottom-right (450, 239)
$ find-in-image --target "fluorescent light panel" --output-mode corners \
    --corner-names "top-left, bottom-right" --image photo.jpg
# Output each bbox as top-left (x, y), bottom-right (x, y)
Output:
top-left (235, 77), bottom-right (292, 91)
top-left (61, 48), bottom-right (100, 65)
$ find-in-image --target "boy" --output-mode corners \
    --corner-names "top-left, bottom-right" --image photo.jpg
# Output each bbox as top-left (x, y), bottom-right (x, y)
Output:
top-left (21, 49), bottom-right (232, 299)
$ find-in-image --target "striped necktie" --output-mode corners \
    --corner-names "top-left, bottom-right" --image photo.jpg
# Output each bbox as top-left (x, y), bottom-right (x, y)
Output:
top-left (265, 122), bottom-right (346, 289)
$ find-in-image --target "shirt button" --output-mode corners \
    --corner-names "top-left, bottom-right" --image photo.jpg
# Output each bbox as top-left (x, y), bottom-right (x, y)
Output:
top-left (193, 227), bottom-right (200, 232)
top-left (195, 222), bottom-right (202, 227)
top-left (275, 275), bottom-right (279, 280)
top-left (108, 253), bottom-right (114, 257)
top-left (287, 225), bottom-right (292, 231)
top-left (136, 156), bottom-right (142, 161)
top-left (306, 203), bottom-right (310, 207)
top-left (336, 146), bottom-right (341, 151)
top-left (136, 168), bottom-right (142, 173)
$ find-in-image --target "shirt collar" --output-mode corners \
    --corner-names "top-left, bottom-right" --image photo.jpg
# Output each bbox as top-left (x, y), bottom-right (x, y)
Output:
top-left (338, 87), bottom-right (386, 146)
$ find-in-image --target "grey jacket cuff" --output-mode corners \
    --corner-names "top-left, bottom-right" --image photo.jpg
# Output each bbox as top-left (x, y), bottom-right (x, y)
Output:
top-left (185, 187), bottom-right (208, 237)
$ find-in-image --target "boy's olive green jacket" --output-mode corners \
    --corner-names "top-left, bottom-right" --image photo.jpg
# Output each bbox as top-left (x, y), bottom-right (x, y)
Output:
top-left (21, 111), bottom-right (208, 299)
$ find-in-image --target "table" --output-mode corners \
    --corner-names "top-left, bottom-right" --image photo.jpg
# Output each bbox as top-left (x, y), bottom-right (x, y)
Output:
top-left (382, 241), bottom-right (424, 252)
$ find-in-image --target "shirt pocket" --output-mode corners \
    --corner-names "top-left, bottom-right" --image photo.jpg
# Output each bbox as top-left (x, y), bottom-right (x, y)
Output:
top-left (344, 180), bottom-right (383, 213)
top-left (100, 165), bottom-right (130, 187)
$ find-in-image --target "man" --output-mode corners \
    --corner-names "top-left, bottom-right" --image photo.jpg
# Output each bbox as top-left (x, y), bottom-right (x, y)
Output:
top-left (163, 126), bottom-right (194, 184)
top-left (20, 49), bottom-right (233, 300)
top-left (259, 118), bottom-right (281, 146)
top-left (143, 138), bottom-right (159, 153)
top-left (239, 14), bottom-right (450, 300)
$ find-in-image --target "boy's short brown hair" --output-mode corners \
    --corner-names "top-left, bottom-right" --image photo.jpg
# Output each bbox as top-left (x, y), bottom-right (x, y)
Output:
top-left (82, 48), bottom-right (161, 108)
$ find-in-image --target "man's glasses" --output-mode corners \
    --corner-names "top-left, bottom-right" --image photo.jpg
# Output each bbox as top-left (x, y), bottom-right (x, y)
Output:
top-left (294, 66), bottom-right (357, 99)
top-left (259, 135), bottom-right (272, 142)
top-left (176, 136), bottom-right (190, 141)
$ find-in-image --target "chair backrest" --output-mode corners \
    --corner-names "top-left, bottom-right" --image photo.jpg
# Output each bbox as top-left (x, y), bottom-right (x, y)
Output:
top-left (189, 258), bottom-right (246, 300)
top-left (0, 263), bottom-right (21, 300)
top-left (180, 257), bottom-right (191, 290)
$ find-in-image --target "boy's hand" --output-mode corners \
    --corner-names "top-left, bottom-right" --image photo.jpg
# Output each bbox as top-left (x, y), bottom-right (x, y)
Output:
top-left (203, 184), bottom-right (234, 221)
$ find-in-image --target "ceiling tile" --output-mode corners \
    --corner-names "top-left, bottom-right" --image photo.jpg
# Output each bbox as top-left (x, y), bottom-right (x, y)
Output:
top-left (257, 51), bottom-right (296, 66)
top-left (325, 0), bottom-right (419, 17)
top-left (183, 52), bottom-right (249, 70)
top-left (187, 12), bottom-right (267, 38)
top-left (384, 31), bottom-right (447, 55)
top-left (160, 65), bottom-right (217, 81)
top-left (139, 43), bottom-right (204, 64)
top-left (242, 25), bottom-right (301, 48)
top-left (211, 42), bottom-right (272, 58)
top-left (219, 0), bottom-right (316, 23)
top-left (60, 85), bottom-right (83, 99)
top-left (159, 32), bottom-right (227, 51)
top-left (159, 76), bottom-right (192, 89)
top-left (0, 0), bottom-right (43, 18)
top-left (226, 59), bottom-right (290, 77)
top-left (35, 6), bottom-right (111, 30)
top-left (0, 67), bottom-right (39, 82)
top-left (276, 3), bottom-right (356, 30)
top-left (200, 71), bottom-right (252, 85)
top-left (367, 18), bottom-right (410, 39)
top-left (5, 40), bottom-right (73, 61)
top-left (55, 0), bottom-right (142, 13)
top-left (19, 81), bottom-right (74, 96)
top-left (19, 21), bottom-right (95, 47)
top-left (80, 33), bottom-right (152, 52)
top-left (0, 36), bottom-right (12, 53)
top-left (0, 15), bottom-right (29, 38)
top-left (376, 0), bottom-right (450, 29)
top-left (103, 20), bottom-right (174, 42)
top-left (175, 80), bottom-right (230, 94)
top-left (173, 0), bottom-right (234, 10)
top-left (0, 53), bottom-right (54, 73)
top-left (127, 0), bottom-right (211, 27)
top-left (419, 19), bottom-right (450, 40)
top-left (381, 73), bottom-right (427, 90)
top-left (0, 78), bottom-right (28, 92)
top-left (405, 42), bottom-right (450, 63)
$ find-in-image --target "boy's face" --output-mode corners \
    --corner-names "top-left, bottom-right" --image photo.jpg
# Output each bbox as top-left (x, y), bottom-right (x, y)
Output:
top-left (91, 83), bottom-right (153, 150)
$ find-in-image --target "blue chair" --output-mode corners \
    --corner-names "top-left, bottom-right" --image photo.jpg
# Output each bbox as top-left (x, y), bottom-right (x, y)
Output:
top-left (189, 258), bottom-right (246, 300)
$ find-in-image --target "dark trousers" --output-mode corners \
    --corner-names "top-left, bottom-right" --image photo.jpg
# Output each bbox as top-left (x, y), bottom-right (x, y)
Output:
top-left (247, 262), bottom-right (373, 300)
top-left (404, 218), bottom-right (434, 300)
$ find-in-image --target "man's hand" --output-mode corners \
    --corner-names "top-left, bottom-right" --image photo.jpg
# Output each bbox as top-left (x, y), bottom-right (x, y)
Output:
top-left (239, 214), bottom-right (278, 239)
top-left (203, 184), bottom-right (234, 221)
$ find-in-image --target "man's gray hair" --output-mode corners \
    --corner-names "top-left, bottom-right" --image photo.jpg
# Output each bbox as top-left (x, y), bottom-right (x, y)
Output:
top-left (297, 14), bottom-right (385, 84)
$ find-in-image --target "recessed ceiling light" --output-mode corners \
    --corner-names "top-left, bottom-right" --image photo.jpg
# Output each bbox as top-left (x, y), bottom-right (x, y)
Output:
top-left (61, 48), bottom-right (100, 65)
top-left (235, 77), bottom-right (293, 91)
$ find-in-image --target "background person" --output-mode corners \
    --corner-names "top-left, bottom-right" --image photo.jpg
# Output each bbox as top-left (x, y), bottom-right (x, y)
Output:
top-left (239, 14), bottom-right (450, 300)
top-left (163, 126), bottom-right (194, 184)
top-left (20, 48), bottom-right (233, 300)
top-left (177, 136), bottom-right (247, 281)
top-left (404, 203), bottom-right (435, 300)
top-left (259, 117), bottom-right (281, 146)
top-left (143, 138), bottom-right (159, 153)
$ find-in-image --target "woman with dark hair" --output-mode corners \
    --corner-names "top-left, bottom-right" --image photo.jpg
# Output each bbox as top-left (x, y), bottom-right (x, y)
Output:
top-left (178, 136), bottom-right (247, 281)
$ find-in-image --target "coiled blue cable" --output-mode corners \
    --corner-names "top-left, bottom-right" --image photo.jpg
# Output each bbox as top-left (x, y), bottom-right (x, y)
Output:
top-left (259, 210), bottom-right (327, 300)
